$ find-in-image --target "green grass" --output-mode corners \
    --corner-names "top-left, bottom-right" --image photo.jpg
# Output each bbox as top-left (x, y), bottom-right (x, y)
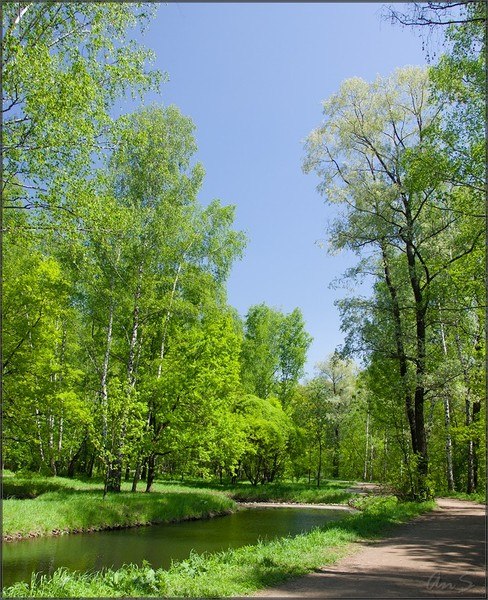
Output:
top-left (437, 490), bottom-right (486, 504)
top-left (3, 495), bottom-right (435, 598)
top-left (2, 474), bottom-right (355, 540)
top-left (171, 478), bottom-right (356, 505)
top-left (229, 481), bottom-right (355, 504)
top-left (3, 476), bottom-right (236, 539)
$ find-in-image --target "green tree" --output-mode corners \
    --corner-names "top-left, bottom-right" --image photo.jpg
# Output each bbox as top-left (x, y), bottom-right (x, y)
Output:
top-left (304, 67), bottom-right (483, 499)
top-left (234, 395), bottom-right (293, 486)
top-left (2, 3), bottom-right (161, 214)
top-left (142, 311), bottom-right (242, 491)
top-left (240, 304), bottom-right (311, 402)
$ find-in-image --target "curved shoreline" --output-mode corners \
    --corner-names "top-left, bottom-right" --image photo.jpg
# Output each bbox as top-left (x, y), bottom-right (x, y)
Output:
top-left (3, 501), bottom-right (354, 543)
top-left (237, 501), bottom-right (355, 511)
top-left (2, 507), bottom-right (235, 543)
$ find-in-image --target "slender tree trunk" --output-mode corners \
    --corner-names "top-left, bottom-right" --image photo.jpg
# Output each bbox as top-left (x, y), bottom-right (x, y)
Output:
top-left (127, 263), bottom-right (143, 386)
top-left (47, 413), bottom-right (57, 476)
top-left (35, 408), bottom-right (46, 468)
top-left (316, 437), bottom-right (322, 488)
top-left (465, 396), bottom-right (476, 494)
top-left (455, 334), bottom-right (477, 493)
top-left (67, 437), bottom-right (86, 478)
top-left (100, 302), bottom-right (114, 446)
top-left (132, 462), bottom-right (141, 492)
top-left (439, 310), bottom-right (455, 491)
top-left (332, 425), bottom-right (340, 478)
top-left (157, 262), bottom-right (183, 379)
top-left (363, 410), bottom-right (370, 481)
top-left (100, 300), bottom-right (115, 491)
top-left (86, 452), bottom-right (95, 478)
top-left (58, 416), bottom-right (63, 460)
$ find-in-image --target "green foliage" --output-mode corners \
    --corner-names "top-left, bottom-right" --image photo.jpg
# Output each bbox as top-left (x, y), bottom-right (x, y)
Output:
top-left (3, 3), bottom-right (162, 210)
top-left (240, 304), bottom-right (311, 403)
top-left (234, 395), bottom-right (293, 485)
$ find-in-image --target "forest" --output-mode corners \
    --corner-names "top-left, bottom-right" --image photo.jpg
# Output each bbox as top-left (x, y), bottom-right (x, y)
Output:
top-left (2, 1), bottom-right (485, 504)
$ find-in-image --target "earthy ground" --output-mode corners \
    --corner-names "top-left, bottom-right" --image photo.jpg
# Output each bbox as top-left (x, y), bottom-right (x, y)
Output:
top-left (255, 498), bottom-right (486, 598)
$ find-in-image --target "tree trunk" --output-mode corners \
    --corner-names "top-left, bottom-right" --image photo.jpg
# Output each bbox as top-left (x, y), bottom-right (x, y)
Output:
top-left (132, 462), bottom-right (141, 492)
top-left (455, 334), bottom-right (478, 494)
top-left (404, 209), bottom-right (430, 499)
top-left (466, 396), bottom-right (476, 494)
top-left (316, 438), bottom-right (322, 488)
top-left (438, 311), bottom-right (455, 491)
top-left (363, 410), bottom-right (370, 481)
top-left (332, 426), bottom-right (340, 478)
top-left (381, 244), bottom-right (419, 470)
top-left (47, 413), bottom-right (57, 476)
top-left (100, 301), bottom-right (115, 445)
top-left (35, 408), bottom-right (46, 468)
top-left (145, 454), bottom-right (156, 492)
top-left (67, 437), bottom-right (86, 478)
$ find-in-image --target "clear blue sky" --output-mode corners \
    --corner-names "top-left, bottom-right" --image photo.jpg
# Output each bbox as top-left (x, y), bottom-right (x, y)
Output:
top-left (124, 2), bottom-right (428, 378)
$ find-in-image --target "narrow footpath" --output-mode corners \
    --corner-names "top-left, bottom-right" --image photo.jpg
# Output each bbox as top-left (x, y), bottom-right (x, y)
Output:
top-left (255, 498), bottom-right (486, 598)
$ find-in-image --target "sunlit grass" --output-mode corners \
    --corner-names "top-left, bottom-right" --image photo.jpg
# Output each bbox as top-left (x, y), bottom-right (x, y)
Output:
top-left (437, 490), bottom-right (486, 504)
top-left (3, 479), bottom-right (236, 539)
top-left (171, 478), bottom-right (356, 504)
top-left (227, 481), bottom-right (355, 504)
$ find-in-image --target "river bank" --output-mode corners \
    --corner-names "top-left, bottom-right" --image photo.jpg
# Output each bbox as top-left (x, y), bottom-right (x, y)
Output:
top-left (2, 474), bottom-right (356, 541)
top-left (3, 495), bottom-right (435, 597)
top-left (2, 477), bottom-right (237, 542)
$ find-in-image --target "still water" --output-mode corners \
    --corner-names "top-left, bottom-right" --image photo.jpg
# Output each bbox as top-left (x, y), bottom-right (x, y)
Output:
top-left (3, 506), bottom-right (348, 587)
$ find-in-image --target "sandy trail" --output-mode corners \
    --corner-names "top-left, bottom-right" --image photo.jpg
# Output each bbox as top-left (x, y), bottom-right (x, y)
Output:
top-left (255, 498), bottom-right (486, 598)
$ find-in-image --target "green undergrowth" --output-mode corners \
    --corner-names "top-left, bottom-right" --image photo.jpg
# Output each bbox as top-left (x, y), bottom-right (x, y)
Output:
top-left (437, 490), bottom-right (486, 504)
top-left (228, 481), bottom-right (354, 504)
top-left (3, 483), bottom-right (236, 539)
top-left (4, 495), bottom-right (435, 598)
top-left (171, 478), bottom-right (356, 504)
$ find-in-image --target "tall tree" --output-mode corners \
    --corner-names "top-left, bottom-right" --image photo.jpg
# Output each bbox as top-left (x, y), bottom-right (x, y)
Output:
top-left (304, 67), bottom-right (483, 498)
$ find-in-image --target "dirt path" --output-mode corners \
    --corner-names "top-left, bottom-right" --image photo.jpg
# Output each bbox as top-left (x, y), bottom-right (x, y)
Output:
top-left (255, 498), bottom-right (486, 598)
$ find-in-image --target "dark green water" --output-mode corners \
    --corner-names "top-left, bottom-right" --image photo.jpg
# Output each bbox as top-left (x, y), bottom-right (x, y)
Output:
top-left (2, 506), bottom-right (349, 588)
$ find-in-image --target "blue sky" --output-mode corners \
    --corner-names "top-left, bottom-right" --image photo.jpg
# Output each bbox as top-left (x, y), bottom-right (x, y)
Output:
top-left (125, 3), bottom-right (428, 377)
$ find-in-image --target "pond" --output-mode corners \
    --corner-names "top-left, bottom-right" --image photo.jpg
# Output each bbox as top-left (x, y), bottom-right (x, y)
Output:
top-left (3, 505), bottom-right (350, 588)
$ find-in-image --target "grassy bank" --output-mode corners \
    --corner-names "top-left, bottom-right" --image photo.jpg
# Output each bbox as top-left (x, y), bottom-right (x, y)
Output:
top-left (2, 474), bottom-right (355, 541)
top-left (4, 496), bottom-right (435, 598)
top-left (160, 477), bottom-right (356, 505)
top-left (2, 475), bottom-right (236, 540)
top-left (226, 480), bottom-right (355, 504)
